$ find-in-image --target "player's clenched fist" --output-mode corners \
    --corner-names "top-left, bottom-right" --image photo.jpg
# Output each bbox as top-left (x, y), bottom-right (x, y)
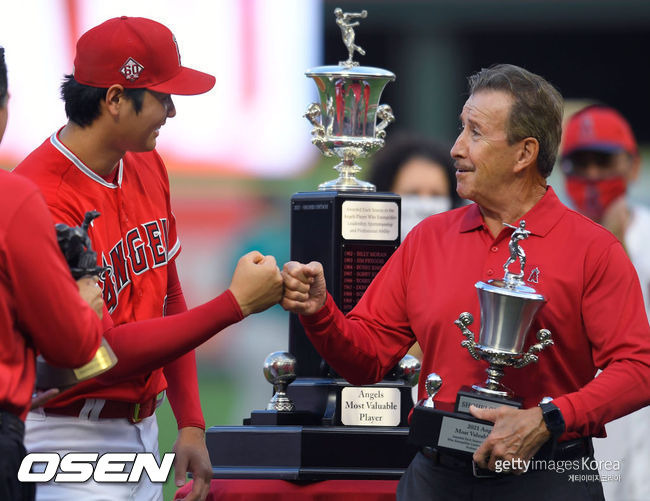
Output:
top-left (280, 261), bottom-right (327, 315)
top-left (228, 251), bottom-right (283, 317)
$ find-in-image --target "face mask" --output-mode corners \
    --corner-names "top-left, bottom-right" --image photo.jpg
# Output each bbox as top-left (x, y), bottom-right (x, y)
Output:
top-left (565, 176), bottom-right (626, 222)
top-left (401, 195), bottom-right (452, 240)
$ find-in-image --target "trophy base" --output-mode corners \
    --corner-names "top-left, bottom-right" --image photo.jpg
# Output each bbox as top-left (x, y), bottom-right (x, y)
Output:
top-left (245, 410), bottom-right (321, 426)
top-left (410, 388), bottom-right (523, 458)
top-left (206, 424), bottom-right (417, 480)
top-left (455, 386), bottom-right (522, 414)
top-left (318, 176), bottom-right (376, 192)
top-left (35, 338), bottom-right (117, 390)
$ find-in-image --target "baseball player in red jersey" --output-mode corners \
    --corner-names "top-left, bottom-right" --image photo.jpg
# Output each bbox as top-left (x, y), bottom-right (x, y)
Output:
top-left (14, 17), bottom-right (283, 501)
top-left (0, 47), bottom-right (104, 501)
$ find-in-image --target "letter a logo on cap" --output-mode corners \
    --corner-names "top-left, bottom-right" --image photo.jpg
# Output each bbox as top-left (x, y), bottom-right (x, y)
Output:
top-left (120, 57), bottom-right (144, 82)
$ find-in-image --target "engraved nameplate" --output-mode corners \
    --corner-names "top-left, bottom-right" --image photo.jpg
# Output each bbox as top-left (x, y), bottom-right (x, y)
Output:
top-left (341, 201), bottom-right (398, 241)
top-left (340, 387), bottom-right (401, 426)
top-left (437, 416), bottom-right (493, 453)
top-left (456, 395), bottom-right (520, 414)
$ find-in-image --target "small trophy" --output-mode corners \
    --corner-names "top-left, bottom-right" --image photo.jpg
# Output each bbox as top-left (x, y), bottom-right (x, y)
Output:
top-left (410, 221), bottom-right (554, 457)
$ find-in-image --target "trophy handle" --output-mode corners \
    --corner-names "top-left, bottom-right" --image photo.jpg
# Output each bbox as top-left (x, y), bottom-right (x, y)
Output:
top-left (455, 312), bottom-right (481, 361)
top-left (375, 104), bottom-right (395, 140)
top-left (513, 329), bottom-right (553, 368)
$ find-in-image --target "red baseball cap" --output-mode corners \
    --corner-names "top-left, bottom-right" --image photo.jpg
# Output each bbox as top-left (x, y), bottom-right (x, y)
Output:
top-left (73, 16), bottom-right (215, 95)
top-left (562, 106), bottom-right (638, 158)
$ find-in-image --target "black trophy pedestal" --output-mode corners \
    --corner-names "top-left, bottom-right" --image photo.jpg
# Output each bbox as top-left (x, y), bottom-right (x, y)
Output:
top-left (206, 425), bottom-right (417, 480)
top-left (206, 378), bottom-right (417, 479)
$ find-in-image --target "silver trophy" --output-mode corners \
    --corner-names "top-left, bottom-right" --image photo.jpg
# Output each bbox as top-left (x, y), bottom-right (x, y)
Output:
top-left (263, 351), bottom-right (297, 412)
top-left (305, 8), bottom-right (395, 192)
top-left (455, 221), bottom-right (553, 398)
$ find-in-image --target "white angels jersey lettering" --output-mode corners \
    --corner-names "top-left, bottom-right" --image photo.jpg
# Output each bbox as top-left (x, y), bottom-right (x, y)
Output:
top-left (100, 218), bottom-right (170, 313)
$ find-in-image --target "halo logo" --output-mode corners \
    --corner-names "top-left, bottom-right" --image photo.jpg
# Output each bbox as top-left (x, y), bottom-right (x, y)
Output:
top-left (18, 452), bottom-right (174, 483)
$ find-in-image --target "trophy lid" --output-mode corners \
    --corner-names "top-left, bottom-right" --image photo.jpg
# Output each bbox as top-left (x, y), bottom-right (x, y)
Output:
top-left (475, 279), bottom-right (545, 302)
top-left (305, 65), bottom-right (395, 80)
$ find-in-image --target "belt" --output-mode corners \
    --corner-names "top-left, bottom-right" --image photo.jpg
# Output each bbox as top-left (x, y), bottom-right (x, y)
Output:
top-left (421, 437), bottom-right (594, 477)
top-left (0, 410), bottom-right (25, 439)
top-left (44, 396), bottom-right (159, 424)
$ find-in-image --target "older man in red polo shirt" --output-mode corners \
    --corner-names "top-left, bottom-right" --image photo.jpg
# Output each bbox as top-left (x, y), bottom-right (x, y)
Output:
top-left (281, 64), bottom-right (650, 501)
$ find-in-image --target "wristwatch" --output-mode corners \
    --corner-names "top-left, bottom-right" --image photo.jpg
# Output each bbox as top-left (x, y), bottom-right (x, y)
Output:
top-left (539, 400), bottom-right (565, 437)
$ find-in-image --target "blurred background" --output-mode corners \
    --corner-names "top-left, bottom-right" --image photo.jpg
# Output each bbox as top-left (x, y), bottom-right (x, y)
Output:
top-left (2, 0), bottom-right (650, 498)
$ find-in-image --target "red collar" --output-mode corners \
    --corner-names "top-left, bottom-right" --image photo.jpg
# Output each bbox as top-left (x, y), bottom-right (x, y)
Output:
top-left (459, 186), bottom-right (566, 238)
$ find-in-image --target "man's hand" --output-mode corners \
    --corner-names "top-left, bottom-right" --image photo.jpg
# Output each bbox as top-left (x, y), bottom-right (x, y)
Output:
top-left (172, 427), bottom-right (212, 501)
top-left (470, 405), bottom-right (551, 473)
top-left (280, 261), bottom-right (327, 315)
top-left (76, 276), bottom-right (103, 319)
top-left (228, 251), bottom-right (283, 317)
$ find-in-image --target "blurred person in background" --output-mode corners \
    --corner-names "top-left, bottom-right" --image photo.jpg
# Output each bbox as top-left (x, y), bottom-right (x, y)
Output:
top-left (0, 46), bottom-right (104, 501)
top-left (369, 133), bottom-right (464, 364)
top-left (561, 104), bottom-right (650, 501)
top-left (369, 132), bottom-right (464, 241)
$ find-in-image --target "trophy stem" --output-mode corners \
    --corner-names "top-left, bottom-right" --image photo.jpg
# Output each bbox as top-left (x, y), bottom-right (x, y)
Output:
top-left (318, 159), bottom-right (376, 192)
top-left (267, 383), bottom-right (296, 412)
top-left (472, 362), bottom-right (513, 398)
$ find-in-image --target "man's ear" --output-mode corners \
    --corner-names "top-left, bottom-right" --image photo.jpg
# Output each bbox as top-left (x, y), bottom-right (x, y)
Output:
top-left (513, 137), bottom-right (539, 174)
top-left (104, 85), bottom-right (125, 118)
top-left (628, 154), bottom-right (641, 183)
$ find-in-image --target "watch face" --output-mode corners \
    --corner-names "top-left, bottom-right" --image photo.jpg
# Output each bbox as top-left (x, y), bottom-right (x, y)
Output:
top-left (541, 402), bottom-right (565, 434)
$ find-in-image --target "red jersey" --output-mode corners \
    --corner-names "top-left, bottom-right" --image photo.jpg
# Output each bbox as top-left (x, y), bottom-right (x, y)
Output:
top-left (14, 131), bottom-right (180, 406)
top-left (0, 170), bottom-right (102, 420)
top-left (300, 187), bottom-right (650, 440)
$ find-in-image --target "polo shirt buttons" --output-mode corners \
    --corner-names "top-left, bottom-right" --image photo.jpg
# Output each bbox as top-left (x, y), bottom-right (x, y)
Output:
top-left (491, 246), bottom-right (498, 252)
top-left (487, 269), bottom-right (494, 276)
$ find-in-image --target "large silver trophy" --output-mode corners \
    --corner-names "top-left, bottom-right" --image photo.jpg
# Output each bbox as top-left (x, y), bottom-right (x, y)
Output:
top-left (304, 8), bottom-right (395, 191)
top-left (455, 220), bottom-right (553, 399)
top-left (410, 221), bottom-right (554, 457)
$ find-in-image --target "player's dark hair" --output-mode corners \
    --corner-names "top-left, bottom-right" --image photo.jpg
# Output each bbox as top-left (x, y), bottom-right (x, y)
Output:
top-left (61, 75), bottom-right (146, 127)
top-left (368, 132), bottom-right (463, 208)
top-left (468, 63), bottom-right (563, 178)
top-left (0, 47), bottom-right (8, 108)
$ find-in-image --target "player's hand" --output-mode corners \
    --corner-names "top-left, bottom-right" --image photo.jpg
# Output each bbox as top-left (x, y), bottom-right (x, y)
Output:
top-left (601, 195), bottom-right (629, 245)
top-left (281, 261), bottom-right (327, 315)
top-left (469, 405), bottom-right (551, 473)
top-left (76, 276), bottom-right (103, 319)
top-left (30, 388), bottom-right (60, 410)
top-left (173, 427), bottom-right (211, 501)
top-left (228, 251), bottom-right (283, 317)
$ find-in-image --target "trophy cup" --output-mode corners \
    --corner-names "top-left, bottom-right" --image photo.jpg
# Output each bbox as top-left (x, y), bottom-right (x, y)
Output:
top-left (410, 221), bottom-right (554, 457)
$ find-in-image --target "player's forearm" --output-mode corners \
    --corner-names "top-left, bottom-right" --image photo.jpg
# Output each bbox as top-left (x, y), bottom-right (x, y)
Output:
top-left (164, 351), bottom-right (205, 429)
top-left (97, 290), bottom-right (243, 383)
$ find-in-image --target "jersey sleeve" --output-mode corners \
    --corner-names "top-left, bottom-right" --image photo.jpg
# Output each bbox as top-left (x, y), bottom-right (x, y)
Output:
top-left (553, 240), bottom-right (650, 436)
top-left (300, 242), bottom-right (416, 386)
top-left (7, 190), bottom-right (103, 368)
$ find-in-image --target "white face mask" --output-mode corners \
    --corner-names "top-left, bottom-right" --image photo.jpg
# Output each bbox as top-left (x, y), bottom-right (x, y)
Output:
top-left (401, 195), bottom-right (452, 240)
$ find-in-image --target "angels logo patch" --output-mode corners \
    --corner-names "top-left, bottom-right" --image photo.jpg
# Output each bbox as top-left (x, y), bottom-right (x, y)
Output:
top-left (120, 57), bottom-right (144, 81)
top-left (528, 267), bottom-right (540, 284)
